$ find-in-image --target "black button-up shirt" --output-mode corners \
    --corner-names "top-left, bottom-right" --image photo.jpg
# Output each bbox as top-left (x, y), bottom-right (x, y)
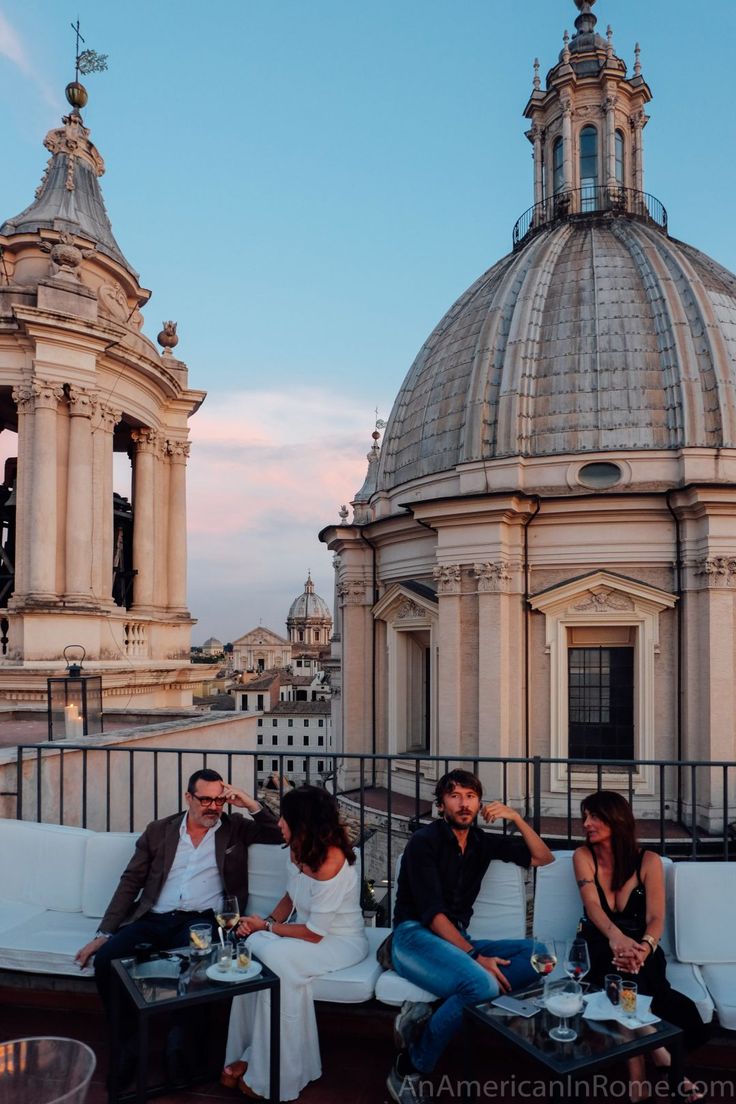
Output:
top-left (393, 818), bottom-right (531, 930)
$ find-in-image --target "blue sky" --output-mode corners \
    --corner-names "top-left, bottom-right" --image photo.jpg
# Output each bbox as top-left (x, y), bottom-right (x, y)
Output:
top-left (1, 0), bottom-right (735, 641)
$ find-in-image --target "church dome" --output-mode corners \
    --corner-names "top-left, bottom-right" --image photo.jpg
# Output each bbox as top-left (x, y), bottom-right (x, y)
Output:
top-left (377, 218), bottom-right (736, 492)
top-left (287, 574), bottom-right (331, 622)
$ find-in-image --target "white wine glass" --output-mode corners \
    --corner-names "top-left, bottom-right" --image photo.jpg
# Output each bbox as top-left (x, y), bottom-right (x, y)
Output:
top-left (531, 935), bottom-right (558, 979)
top-left (216, 895), bottom-right (240, 947)
top-left (563, 938), bottom-right (590, 983)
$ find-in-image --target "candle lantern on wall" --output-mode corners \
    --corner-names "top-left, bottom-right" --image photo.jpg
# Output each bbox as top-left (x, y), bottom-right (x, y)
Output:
top-left (46, 645), bottom-right (103, 741)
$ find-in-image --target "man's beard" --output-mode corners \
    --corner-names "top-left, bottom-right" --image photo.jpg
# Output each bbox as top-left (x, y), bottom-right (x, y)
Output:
top-left (443, 810), bottom-right (475, 830)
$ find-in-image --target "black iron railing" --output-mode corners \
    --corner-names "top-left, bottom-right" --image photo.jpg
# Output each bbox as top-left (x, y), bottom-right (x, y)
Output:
top-left (512, 185), bottom-right (668, 249)
top-left (12, 745), bottom-right (735, 920)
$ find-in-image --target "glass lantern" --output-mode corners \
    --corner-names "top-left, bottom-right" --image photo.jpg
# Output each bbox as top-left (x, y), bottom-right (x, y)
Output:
top-left (46, 645), bottom-right (103, 741)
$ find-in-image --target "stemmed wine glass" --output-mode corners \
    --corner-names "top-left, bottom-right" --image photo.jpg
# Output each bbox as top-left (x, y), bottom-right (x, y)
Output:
top-left (563, 938), bottom-right (590, 983)
top-left (544, 977), bottom-right (584, 1042)
top-left (216, 895), bottom-right (240, 948)
top-left (530, 936), bottom-right (558, 979)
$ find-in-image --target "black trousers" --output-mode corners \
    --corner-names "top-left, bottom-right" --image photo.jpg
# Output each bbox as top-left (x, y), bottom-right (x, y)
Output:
top-left (94, 909), bottom-right (216, 1011)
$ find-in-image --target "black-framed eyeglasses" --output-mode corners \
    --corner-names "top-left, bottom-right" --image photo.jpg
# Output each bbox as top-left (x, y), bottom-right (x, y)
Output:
top-left (189, 793), bottom-right (227, 807)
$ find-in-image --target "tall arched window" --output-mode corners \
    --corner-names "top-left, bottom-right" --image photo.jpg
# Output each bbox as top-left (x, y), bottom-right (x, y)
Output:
top-left (579, 126), bottom-right (598, 210)
top-left (615, 130), bottom-right (625, 186)
top-left (552, 137), bottom-right (564, 195)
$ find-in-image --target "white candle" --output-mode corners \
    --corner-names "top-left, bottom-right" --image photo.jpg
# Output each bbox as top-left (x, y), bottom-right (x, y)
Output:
top-left (64, 704), bottom-right (75, 739)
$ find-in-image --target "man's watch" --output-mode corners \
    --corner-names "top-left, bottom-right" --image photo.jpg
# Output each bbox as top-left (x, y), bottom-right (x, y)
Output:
top-left (94, 930), bottom-right (111, 940)
top-left (466, 946), bottom-right (480, 959)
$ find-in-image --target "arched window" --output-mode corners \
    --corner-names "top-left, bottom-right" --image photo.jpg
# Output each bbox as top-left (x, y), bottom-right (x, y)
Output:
top-left (615, 129), bottom-right (625, 186)
top-left (552, 137), bottom-right (564, 195)
top-left (579, 126), bottom-right (598, 210)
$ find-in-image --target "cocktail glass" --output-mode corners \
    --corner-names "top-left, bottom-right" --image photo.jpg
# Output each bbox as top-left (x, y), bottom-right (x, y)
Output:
top-left (544, 977), bottom-right (583, 1042)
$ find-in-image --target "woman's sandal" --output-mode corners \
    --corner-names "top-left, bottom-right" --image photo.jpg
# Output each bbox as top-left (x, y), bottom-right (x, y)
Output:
top-left (220, 1061), bottom-right (248, 1089)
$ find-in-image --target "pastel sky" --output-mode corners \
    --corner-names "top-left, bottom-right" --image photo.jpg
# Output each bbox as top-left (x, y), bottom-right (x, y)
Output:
top-left (1, 0), bottom-right (735, 642)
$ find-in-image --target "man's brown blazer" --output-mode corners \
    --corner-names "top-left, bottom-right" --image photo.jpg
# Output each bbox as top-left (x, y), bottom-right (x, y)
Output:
top-left (99, 806), bottom-right (282, 933)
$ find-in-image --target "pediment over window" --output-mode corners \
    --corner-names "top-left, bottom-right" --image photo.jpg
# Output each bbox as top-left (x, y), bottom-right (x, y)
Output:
top-left (373, 582), bottom-right (438, 625)
top-left (529, 571), bottom-right (676, 620)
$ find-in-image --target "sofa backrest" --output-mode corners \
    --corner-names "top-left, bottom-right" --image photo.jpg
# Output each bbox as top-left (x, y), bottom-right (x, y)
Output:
top-left (82, 832), bottom-right (138, 918)
top-left (0, 820), bottom-right (91, 912)
top-left (673, 862), bottom-right (736, 964)
top-left (532, 849), bottom-right (675, 954)
top-left (246, 842), bottom-right (291, 917)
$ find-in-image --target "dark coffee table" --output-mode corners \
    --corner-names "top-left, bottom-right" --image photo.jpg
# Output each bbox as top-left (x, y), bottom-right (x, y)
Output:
top-left (109, 951), bottom-right (280, 1104)
top-left (464, 987), bottom-right (683, 1103)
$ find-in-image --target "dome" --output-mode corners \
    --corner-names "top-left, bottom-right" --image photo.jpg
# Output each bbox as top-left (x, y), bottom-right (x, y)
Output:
top-left (202, 637), bottom-right (223, 649)
top-left (287, 574), bottom-right (331, 622)
top-left (378, 216), bottom-right (736, 493)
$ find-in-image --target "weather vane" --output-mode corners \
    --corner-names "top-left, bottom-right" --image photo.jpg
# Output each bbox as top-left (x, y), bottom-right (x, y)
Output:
top-left (70, 18), bottom-right (108, 81)
top-left (66, 19), bottom-right (108, 112)
top-left (374, 408), bottom-right (386, 431)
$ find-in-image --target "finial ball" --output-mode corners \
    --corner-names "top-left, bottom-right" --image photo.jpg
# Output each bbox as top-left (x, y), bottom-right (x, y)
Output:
top-left (157, 320), bottom-right (179, 350)
top-left (65, 81), bottom-right (88, 109)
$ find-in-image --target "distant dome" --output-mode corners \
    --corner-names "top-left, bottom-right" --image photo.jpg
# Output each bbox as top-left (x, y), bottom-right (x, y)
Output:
top-left (287, 574), bottom-right (331, 622)
top-left (203, 636), bottom-right (223, 649)
top-left (378, 217), bottom-right (736, 493)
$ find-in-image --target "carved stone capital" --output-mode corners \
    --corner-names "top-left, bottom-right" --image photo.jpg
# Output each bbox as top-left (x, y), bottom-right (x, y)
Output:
top-left (603, 94), bottom-right (617, 113)
top-left (433, 564), bottom-right (462, 595)
top-left (130, 427), bottom-right (160, 455)
top-left (96, 403), bottom-right (122, 433)
top-left (337, 579), bottom-right (369, 605)
top-left (473, 561), bottom-right (512, 593)
top-left (67, 386), bottom-right (97, 418)
top-left (694, 557), bottom-right (736, 588)
top-left (166, 438), bottom-right (191, 463)
top-left (629, 109), bottom-right (647, 130)
top-left (332, 554), bottom-right (342, 573)
top-left (12, 380), bottom-right (64, 413)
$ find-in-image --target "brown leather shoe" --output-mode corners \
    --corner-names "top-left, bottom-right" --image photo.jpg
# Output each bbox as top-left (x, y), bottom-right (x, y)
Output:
top-left (238, 1076), bottom-right (265, 1100)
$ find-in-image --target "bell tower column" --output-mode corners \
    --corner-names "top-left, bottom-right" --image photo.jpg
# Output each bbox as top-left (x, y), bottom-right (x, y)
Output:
top-left (131, 428), bottom-right (157, 610)
top-left (166, 438), bottom-right (190, 612)
top-left (561, 98), bottom-right (574, 191)
top-left (21, 380), bottom-right (64, 601)
top-left (65, 386), bottom-right (95, 602)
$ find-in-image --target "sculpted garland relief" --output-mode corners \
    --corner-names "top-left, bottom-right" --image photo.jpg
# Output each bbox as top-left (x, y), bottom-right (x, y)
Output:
top-left (570, 587), bottom-right (635, 612)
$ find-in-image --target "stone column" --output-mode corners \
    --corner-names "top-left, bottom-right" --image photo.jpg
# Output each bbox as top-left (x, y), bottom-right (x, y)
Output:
top-left (561, 98), bottom-right (573, 192)
top-left (433, 564), bottom-right (463, 758)
top-left (630, 110), bottom-right (645, 192)
top-left (604, 94), bottom-right (617, 186)
top-left (166, 438), bottom-right (190, 612)
top-left (65, 387), bottom-right (96, 602)
top-left (17, 381), bottom-right (64, 601)
top-left (153, 444), bottom-right (170, 609)
top-left (531, 125), bottom-right (544, 208)
top-left (131, 428), bottom-right (158, 610)
top-left (92, 403), bottom-right (121, 602)
top-left (336, 577), bottom-right (373, 766)
top-left (474, 562), bottom-right (511, 753)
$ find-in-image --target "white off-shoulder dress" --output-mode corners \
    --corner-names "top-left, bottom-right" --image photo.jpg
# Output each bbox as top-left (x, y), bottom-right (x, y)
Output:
top-left (225, 856), bottom-right (368, 1100)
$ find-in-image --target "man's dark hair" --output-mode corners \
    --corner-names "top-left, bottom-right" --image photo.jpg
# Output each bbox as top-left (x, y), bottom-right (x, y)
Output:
top-left (434, 769), bottom-right (482, 807)
top-left (187, 768), bottom-right (223, 794)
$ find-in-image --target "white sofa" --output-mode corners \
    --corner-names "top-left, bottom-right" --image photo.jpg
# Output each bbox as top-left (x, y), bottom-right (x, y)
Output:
top-left (0, 819), bottom-right (137, 975)
top-left (672, 861), bottom-right (736, 1029)
top-left (532, 850), bottom-right (715, 1024)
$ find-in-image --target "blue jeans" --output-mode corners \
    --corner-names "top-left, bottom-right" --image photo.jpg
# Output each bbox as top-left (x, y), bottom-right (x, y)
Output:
top-left (391, 920), bottom-right (535, 1073)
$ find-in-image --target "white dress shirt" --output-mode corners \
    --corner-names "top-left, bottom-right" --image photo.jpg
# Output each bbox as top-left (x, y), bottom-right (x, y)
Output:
top-left (153, 813), bottom-right (223, 913)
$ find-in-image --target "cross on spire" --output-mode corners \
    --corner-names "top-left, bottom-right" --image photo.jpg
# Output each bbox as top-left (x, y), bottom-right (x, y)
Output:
top-left (70, 18), bottom-right (85, 83)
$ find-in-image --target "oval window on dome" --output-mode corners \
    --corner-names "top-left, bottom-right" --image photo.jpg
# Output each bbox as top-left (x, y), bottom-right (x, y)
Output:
top-left (578, 462), bottom-right (622, 489)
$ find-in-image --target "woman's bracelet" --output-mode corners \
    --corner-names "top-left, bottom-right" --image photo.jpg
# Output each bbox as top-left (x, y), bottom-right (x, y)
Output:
top-left (641, 933), bottom-right (658, 953)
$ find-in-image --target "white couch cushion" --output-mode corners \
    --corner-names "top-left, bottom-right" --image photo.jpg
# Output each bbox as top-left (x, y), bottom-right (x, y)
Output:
top-left (673, 863), bottom-right (736, 963)
top-left (312, 926), bottom-right (386, 1004)
top-left (0, 820), bottom-right (90, 912)
top-left (245, 843), bottom-right (291, 918)
top-left (700, 964), bottom-right (736, 1030)
top-left (0, 902), bottom-right (48, 936)
top-left (665, 962), bottom-right (714, 1024)
top-left (82, 832), bottom-right (138, 918)
top-left (374, 970), bottom-right (438, 1006)
top-left (0, 910), bottom-right (99, 975)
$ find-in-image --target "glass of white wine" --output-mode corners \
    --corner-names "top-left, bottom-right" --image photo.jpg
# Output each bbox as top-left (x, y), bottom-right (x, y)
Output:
top-left (531, 936), bottom-right (558, 979)
top-left (563, 938), bottom-right (590, 983)
top-left (216, 895), bottom-right (240, 947)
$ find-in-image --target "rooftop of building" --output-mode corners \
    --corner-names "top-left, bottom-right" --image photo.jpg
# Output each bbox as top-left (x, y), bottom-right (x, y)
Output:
top-left (270, 700), bottom-right (330, 716)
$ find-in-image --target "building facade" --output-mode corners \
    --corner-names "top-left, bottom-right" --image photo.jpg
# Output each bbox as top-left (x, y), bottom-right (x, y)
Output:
top-left (0, 82), bottom-right (204, 707)
top-left (321, 0), bottom-right (736, 827)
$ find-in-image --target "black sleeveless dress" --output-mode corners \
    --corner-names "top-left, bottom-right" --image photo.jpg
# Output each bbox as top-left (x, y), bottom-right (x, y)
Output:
top-left (580, 848), bottom-right (709, 1051)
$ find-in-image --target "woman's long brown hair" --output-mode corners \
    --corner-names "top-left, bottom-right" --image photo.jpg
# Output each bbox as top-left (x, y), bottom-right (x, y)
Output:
top-left (580, 790), bottom-right (638, 891)
top-left (281, 785), bottom-right (355, 872)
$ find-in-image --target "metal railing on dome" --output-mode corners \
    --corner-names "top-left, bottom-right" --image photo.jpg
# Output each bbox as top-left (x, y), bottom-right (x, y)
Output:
top-left (512, 185), bottom-right (668, 249)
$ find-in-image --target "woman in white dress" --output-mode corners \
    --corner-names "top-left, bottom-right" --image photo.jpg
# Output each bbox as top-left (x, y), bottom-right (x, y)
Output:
top-left (220, 785), bottom-right (368, 1100)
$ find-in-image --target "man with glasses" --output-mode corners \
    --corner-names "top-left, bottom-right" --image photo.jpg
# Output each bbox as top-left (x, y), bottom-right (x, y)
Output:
top-left (76, 768), bottom-right (282, 1008)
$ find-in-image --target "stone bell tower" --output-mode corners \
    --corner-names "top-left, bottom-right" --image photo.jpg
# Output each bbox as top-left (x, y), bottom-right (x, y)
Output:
top-left (0, 79), bottom-right (206, 707)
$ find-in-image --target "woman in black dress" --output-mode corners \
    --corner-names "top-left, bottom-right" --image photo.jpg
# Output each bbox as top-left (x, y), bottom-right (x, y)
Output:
top-left (573, 790), bottom-right (708, 1102)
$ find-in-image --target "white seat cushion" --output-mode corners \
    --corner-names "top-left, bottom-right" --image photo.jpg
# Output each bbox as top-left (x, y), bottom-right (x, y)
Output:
top-left (374, 970), bottom-right (438, 1006)
top-left (0, 902), bottom-right (48, 936)
top-left (82, 832), bottom-right (138, 918)
top-left (0, 821), bottom-right (90, 912)
top-left (0, 911), bottom-right (99, 976)
top-left (245, 843), bottom-right (291, 917)
top-left (700, 964), bottom-right (736, 1030)
top-left (665, 961), bottom-right (714, 1024)
top-left (673, 863), bottom-right (736, 963)
top-left (312, 927), bottom-right (387, 1004)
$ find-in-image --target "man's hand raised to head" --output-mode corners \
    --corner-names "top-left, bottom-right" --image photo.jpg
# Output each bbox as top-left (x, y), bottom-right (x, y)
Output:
top-left (221, 785), bottom-right (261, 814)
top-left (481, 801), bottom-right (519, 825)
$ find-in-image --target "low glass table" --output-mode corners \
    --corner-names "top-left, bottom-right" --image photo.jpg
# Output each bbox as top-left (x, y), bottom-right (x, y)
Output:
top-left (464, 986), bottom-right (683, 1103)
top-left (109, 951), bottom-right (280, 1104)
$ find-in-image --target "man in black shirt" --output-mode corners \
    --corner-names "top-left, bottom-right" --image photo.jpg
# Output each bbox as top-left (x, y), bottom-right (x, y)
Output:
top-left (387, 769), bottom-right (553, 1104)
